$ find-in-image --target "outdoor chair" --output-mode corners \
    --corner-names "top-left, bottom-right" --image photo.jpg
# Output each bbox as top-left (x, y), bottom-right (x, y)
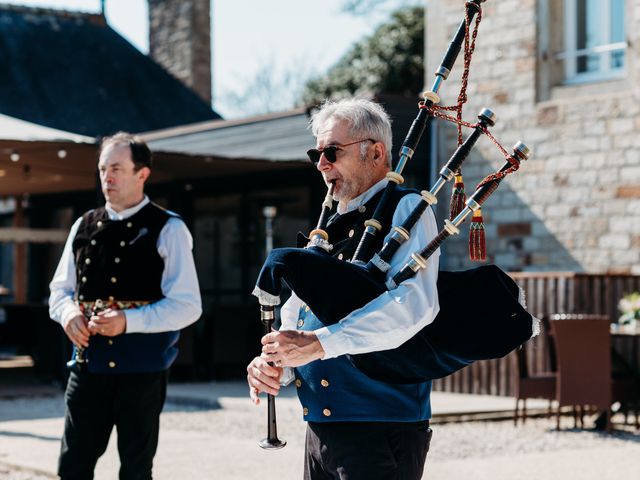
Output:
top-left (513, 316), bottom-right (557, 425)
top-left (550, 314), bottom-right (613, 431)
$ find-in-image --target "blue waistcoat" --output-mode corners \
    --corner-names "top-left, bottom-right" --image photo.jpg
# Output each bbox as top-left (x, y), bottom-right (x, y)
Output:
top-left (71, 202), bottom-right (180, 374)
top-left (294, 305), bottom-right (432, 422)
top-left (293, 186), bottom-right (432, 423)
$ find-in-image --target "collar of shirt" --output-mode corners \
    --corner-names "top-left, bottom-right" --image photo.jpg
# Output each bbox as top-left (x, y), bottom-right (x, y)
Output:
top-left (336, 178), bottom-right (388, 215)
top-left (105, 195), bottom-right (150, 221)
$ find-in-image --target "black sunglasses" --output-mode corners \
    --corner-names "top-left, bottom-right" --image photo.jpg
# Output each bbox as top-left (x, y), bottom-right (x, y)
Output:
top-left (307, 138), bottom-right (376, 165)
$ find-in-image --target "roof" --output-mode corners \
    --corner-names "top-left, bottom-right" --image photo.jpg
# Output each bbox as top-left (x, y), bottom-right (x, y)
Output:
top-left (0, 113), bottom-right (93, 143)
top-left (0, 5), bottom-right (220, 137)
top-left (142, 108), bottom-right (313, 162)
top-left (141, 94), bottom-right (430, 171)
top-left (0, 138), bottom-right (309, 197)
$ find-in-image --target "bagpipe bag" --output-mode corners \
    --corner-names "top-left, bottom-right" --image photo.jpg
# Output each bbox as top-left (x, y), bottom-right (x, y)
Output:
top-left (254, 246), bottom-right (536, 384)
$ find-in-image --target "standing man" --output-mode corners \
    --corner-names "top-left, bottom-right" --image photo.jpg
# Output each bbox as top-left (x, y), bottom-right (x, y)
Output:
top-left (247, 98), bottom-right (440, 479)
top-left (49, 132), bottom-right (202, 480)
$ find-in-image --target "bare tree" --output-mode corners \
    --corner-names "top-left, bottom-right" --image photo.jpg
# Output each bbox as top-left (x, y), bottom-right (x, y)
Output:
top-left (215, 55), bottom-right (317, 119)
top-left (342, 0), bottom-right (422, 16)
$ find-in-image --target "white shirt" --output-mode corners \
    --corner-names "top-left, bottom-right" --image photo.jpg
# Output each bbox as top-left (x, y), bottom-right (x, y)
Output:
top-left (280, 179), bottom-right (440, 359)
top-left (49, 196), bottom-right (202, 333)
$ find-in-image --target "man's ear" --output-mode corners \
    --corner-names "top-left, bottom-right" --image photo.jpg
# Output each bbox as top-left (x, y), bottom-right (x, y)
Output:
top-left (138, 167), bottom-right (151, 183)
top-left (372, 142), bottom-right (385, 166)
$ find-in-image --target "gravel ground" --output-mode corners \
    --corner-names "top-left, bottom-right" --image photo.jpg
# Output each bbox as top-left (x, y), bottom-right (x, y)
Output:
top-left (0, 394), bottom-right (639, 479)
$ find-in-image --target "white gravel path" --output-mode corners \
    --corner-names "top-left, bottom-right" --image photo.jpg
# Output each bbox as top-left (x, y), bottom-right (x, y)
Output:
top-left (0, 393), bottom-right (638, 479)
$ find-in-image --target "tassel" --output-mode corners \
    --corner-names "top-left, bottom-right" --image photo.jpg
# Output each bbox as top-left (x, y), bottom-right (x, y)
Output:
top-left (469, 208), bottom-right (486, 261)
top-left (449, 173), bottom-right (466, 220)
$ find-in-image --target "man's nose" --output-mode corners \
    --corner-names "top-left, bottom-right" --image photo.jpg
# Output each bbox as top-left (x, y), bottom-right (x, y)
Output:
top-left (316, 153), bottom-right (332, 171)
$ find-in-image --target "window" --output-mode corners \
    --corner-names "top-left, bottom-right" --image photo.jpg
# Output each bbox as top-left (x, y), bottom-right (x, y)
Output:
top-left (559, 0), bottom-right (626, 84)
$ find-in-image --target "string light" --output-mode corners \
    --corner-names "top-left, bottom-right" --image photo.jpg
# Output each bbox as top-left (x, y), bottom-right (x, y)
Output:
top-left (57, 148), bottom-right (67, 159)
top-left (10, 151), bottom-right (20, 162)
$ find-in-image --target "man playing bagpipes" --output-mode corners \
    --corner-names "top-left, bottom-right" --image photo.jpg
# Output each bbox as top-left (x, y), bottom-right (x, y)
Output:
top-left (247, 98), bottom-right (439, 479)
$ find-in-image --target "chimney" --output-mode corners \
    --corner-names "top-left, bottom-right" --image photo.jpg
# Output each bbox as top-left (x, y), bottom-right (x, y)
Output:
top-left (148, 0), bottom-right (212, 105)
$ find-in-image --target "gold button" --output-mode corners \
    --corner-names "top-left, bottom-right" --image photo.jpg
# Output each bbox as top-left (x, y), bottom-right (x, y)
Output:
top-left (90, 239), bottom-right (97, 246)
top-left (348, 229), bottom-right (355, 238)
top-left (120, 241), bottom-right (126, 247)
top-left (108, 361), bottom-right (116, 368)
top-left (338, 253), bottom-right (344, 260)
top-left (126, 222), bottom-right (133, 228)
top-left (81, 277), bottom-right (87, 283)
top-left (295, 379), bottom-right (302, 388)
top-left (108, 296), bottom-right (115, 301)
top-left (297, 319), bottom-right (304, 328)
top-left (108, 340), bottom-right (114, 345)
top-left (304, 305), bottom-right (310, 312)
top-left (322, 408), bottom-right (332, 417)
top-left (320, 379), bottom-right (329, 388)
top-left (303, 407), bottom-right (309, 416)
top-left (110, 277), bottom-right (117, 283)
top-left (97, 221), bottom-right (103, 227)
top-left (114, 257), bottom-right (121, 264)
top-left (84, 258), bottom-right (91, 265)
top-left (358, 205), bottom-right (366, 213)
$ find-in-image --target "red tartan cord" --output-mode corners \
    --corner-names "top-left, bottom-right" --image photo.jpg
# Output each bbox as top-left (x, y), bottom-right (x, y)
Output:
top-left (455, 3), bottom-right (483, 146)
top-left (418, 2), bottom-right (522, 193)
top-left (419, 3), bottom-right (482, 146)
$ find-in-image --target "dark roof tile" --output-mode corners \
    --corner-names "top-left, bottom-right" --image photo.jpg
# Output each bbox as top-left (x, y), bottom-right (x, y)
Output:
top-left (0, 5), bottom-right (220, 137)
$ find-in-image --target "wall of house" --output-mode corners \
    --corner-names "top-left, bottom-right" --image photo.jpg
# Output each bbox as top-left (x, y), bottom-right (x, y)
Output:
top-left (148, 0), bottom-right (212, 105)
top-left (426, 0), bottom-right (640, 274)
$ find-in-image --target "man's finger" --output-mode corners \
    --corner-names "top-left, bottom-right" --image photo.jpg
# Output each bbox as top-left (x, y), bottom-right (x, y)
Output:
top-left (248, 384), bottom-right (260, 405)
top-left (260, 351), bottom-right (284, 366)
top-left (249, 375), bottom-right (280, 396)
top-left (262, 342), bottom-right (279, 354)
top-left (261, 332), bottom-right (278, 345)
top-left (72, 332), bottom-right (89, 348)
top-left (250, 366), bottom-right (281, 391)
top-left (74, 320), bottom-right (91, 336)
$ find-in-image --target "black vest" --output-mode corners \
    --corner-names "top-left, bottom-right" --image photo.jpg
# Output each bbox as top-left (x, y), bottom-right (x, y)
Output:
top-left (324, 185), bottom-right (418, 261)
top-left (71, 202), bottom-right (181, 374)
top-left (73, 203), bottom-right (171, 302)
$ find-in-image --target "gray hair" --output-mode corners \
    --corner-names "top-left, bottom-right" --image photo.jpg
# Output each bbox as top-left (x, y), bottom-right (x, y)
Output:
top-left (309, 98), bottom-right (393, 168)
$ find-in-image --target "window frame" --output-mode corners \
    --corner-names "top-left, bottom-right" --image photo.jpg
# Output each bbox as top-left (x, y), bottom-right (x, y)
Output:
top-left (559, 0), bottom-right (627, 85)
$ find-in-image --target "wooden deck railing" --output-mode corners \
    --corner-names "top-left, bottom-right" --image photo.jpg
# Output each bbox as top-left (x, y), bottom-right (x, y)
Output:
top-left (432, 272), bottom-right (640, 396)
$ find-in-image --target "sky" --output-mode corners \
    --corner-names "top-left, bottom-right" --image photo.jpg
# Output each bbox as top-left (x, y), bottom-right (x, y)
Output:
top-left (4, 0), bottom-right (418, 119)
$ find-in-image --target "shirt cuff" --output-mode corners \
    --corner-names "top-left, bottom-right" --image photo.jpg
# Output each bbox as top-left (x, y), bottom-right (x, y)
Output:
top-left (60, 304), bottom-right (83, 329)
top-left (314, 324), bottom-right (345, 360)
top-left (280, 367), bottom-right (295, 386)
top-left (123, 308), bottom-right (145, 333)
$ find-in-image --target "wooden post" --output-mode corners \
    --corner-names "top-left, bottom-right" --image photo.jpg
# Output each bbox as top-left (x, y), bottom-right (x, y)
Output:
top-left (13, 195), bottom-right (27, 304)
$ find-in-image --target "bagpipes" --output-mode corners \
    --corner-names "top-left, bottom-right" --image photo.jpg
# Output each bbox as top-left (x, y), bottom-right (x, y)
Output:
top-left (253, 0), bottom-right (539, 448)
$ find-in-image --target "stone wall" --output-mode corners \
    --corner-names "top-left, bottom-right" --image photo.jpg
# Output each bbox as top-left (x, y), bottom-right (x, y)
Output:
top-left (148, 0), bottom-right (211, 105)
top-left (426, 0), bottom-right (640, 274)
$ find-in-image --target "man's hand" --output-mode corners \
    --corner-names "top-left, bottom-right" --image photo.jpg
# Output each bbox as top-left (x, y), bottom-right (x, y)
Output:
top-left (247, 356), bottom-right (283, 405)
top-left (87, 309), bottom-right (127, 337)
top-left (261, 330), bottom-right (325, 368)
top-left (64, 314), bottom-right (91, 348)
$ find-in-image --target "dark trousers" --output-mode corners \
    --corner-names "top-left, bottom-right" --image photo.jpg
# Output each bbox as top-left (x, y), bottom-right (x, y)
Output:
top-left (58, 369), bottom-right (168, 480)
top-left (304, 420), bottom-right (432, 480)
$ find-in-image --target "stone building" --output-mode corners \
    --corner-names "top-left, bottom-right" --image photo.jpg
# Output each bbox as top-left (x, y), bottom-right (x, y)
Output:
top-left (426, 0), bottom-right (639, 274)
top-left (148, 0), bottom-right (212, 104)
